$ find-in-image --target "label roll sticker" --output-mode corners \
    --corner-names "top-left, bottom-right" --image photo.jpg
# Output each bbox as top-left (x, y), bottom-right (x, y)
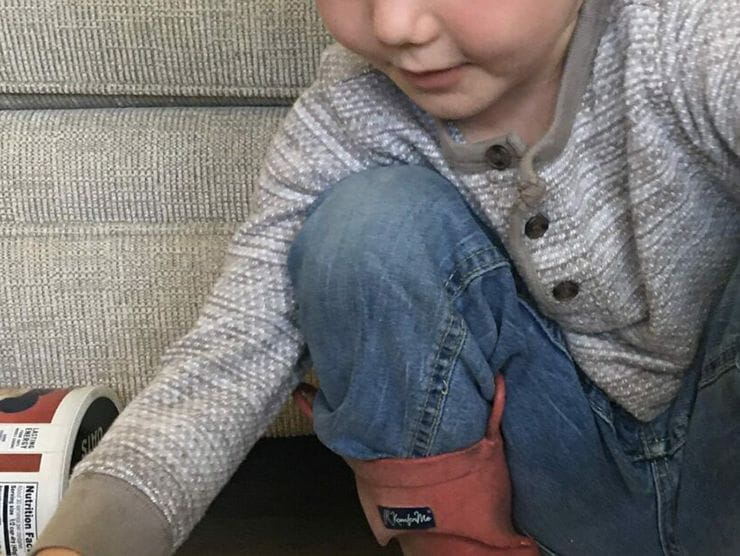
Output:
top-left (0, 387), bottom-right (120, 556)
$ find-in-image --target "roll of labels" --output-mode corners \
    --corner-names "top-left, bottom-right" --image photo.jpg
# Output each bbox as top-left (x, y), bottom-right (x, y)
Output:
top-left (0, 387), bottom-right (120, 556)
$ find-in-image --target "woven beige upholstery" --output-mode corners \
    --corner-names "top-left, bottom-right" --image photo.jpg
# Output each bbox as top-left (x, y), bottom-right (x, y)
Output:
top-left (0, 0), bottom-right (331, 100)
top-left (0, 0), bottom-right (332, 437)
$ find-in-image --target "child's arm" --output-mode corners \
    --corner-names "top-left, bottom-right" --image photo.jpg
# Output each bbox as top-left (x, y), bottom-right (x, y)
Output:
top-left (31, 46), bottom-right (380, 556)
top-left (663, 0), bottom-right (739, 195)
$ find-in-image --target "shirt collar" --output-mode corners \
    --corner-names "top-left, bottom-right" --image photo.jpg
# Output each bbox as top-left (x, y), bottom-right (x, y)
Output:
top-left (437, 0), bottom-right (612, 182)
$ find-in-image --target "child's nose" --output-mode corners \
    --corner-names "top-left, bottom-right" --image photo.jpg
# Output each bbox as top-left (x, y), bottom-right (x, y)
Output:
top-left (371, 0), bottom-right (441, 47)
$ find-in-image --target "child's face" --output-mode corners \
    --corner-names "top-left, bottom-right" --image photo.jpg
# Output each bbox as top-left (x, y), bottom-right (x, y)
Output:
top-left (316, 0), bottom-right (583, 129)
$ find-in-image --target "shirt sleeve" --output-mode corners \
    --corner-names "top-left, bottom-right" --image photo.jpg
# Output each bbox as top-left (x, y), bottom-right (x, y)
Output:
top-left (662, 0), bottom-right (740, 200)
top-left (32, 50), bottom-right (378, 556)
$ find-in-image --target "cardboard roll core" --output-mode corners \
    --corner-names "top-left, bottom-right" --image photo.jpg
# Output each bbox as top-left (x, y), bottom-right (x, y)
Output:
top-left (0, 387), bottom-right (120, 556)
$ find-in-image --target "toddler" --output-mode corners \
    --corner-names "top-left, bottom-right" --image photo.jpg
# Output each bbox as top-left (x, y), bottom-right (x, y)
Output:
top-left (35, 0), bottom-right (739, 555)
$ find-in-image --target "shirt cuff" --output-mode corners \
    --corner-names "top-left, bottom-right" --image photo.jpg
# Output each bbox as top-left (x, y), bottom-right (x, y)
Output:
top-left (31, 472), bottom-right (173, 556)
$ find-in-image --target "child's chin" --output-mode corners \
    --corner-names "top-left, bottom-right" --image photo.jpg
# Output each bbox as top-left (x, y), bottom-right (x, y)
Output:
top-left (412, 95), bottom-right (493, 123)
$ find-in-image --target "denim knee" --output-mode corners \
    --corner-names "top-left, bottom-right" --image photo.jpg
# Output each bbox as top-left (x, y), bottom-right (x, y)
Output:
top-left (286, 165), bottom-right (507, 458)
top-left (287, 165), bottom-right (474, 313)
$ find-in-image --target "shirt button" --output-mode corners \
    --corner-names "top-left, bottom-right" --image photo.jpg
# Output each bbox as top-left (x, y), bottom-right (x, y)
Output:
top-left (553, 281), bottom-right (580, 301)
top-left (484, 145), bottom-right (513, 170)
top-left (525, 214), bottom-right (550, 239)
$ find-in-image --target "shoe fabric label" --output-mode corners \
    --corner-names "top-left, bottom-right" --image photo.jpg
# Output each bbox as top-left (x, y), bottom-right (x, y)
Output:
top-left (378, 506), bottom-right (436, 530)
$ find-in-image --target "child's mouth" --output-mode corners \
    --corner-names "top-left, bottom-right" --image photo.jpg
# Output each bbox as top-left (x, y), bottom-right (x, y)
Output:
top-left (398, 65), bottom-right (466, 91)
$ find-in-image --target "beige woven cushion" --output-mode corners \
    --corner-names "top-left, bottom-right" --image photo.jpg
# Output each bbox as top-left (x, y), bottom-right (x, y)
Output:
top-left (0, 0), bottom-right (332, 101)
top-left (0, 106), bottom-right (316, 437)
top-left (0, 0), bottom-right (331, 436)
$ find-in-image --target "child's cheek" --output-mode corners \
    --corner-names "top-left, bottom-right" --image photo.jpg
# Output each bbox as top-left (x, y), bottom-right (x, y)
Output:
top-left (314, 0), bottom-right (369, 48)
top-left (446, 0), bottom-right (581, 59)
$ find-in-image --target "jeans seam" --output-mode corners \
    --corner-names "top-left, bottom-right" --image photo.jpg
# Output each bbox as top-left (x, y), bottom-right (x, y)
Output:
top-left (443, 246), bottom-right (509, 296)
top-left (651, 458), bottom-right (683, 556)
top-left (410, 248), bottom-right (509, 457)
top-left (410, 306), bottom-right (467, 457)
top-left (698, 346), bottom-right (738, 389)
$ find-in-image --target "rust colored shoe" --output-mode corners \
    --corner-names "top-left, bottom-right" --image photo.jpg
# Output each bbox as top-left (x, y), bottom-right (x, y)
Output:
top-left (292, 375), bottom-right (540, 555)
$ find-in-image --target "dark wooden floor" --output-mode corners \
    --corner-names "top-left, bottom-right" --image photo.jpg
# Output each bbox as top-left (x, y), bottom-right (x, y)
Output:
top-left (177, 436), bottom-right (402, 555)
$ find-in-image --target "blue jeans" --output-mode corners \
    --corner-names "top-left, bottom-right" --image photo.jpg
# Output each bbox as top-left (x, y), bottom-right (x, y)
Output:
top-left (287, 166), bottom-right (740, 556)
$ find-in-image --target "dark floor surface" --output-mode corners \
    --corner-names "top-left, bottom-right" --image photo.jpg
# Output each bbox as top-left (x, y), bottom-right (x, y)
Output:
top-left (177, 436), bottom-right (402, 555)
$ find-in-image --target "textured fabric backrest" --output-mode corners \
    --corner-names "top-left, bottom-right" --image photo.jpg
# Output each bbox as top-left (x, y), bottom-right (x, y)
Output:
top-left (0, 0), bottom-right (332, 105)
top-left (0, 1), bottom-right (329, 436)
top-left (0, 107), bottom-right (279, 387)
top-left (0, 107), bottom-right (280, 225)
top-left (0, 105), bottom-right (316, 436)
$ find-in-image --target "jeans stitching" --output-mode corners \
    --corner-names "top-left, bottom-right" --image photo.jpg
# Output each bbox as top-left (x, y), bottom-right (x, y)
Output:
top-left (698, 346), bottom-right (738, 389)
top-left (446, 245), bottom-right (573, 357)
top-left (443, 246), bottom-right (509, 295)
top-left (428, 320), bottom-right (468, 457)
top-left (652, 458), bottom-right (683, 556)
top-left (410, 305), bottom-right (466, 457)
top-left (410, 246), bottom-right (510, 457)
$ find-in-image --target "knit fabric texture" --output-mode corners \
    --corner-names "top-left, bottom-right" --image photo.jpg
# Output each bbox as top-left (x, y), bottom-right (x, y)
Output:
top-left (0, 0), bottom-right (332, 438)
top-left (0, 0), bottom-right (332, 100)
top-left (71, 0), bottom-right (739, 550)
